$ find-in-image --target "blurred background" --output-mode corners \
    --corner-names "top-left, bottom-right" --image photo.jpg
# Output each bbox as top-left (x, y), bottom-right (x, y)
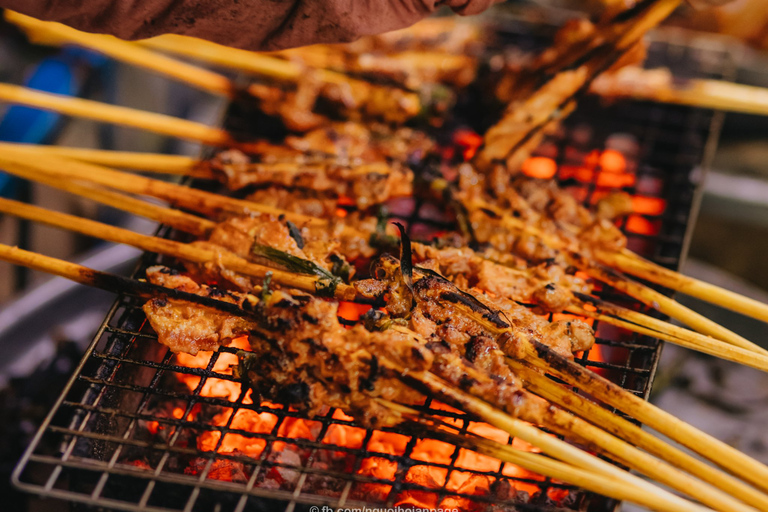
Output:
top-left (1, 1), bottom-right (767, 510)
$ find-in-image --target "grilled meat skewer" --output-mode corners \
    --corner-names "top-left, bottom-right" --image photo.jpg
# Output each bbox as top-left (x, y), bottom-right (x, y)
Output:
top-left (356, 254), bottom-right (596, 360)
top-left (143, 265), bottom-right (553, 428)
top-left (145, 265), bottom-right (427, 427)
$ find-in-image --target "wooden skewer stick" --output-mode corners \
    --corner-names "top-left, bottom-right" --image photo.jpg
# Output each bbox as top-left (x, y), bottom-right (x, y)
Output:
top-left (0, 243), bottom-right (271, 318)
top-left (137, 33), bottom-right (380, 91)
top-left (590, 66), bottom-right (768, 118)
top-left (599, 249), bottom-right (768, 325)
top-left (581, 258), bottom-right (768, 356)
top-left (0, 197), bottom-right (357, 301)
top-left (521, 341), bottom-right (768, 494)
top-left (0, 149), bottom-right (326, 228)
top-left (0, 143), bottom-right (385, 186)
top-left (467, 199), bottom-right (767, 355)
top-left (569, 300), bottom-right (768, 373)
top-left (395, 368), bottom-right (711, 512)
top-left (441, 435), bottom-right (685, 512)
top-left (6, 11), bottom-right (236, 98)
top-left (0, 143), bottom-right (204, 175)
top-left (0, 83), bottom-right (240, 147)
top-left (3, 165), bottom-right (215, 237)
top-left (4, 10), bottom-right (295, 116)
top-left (506, 359), bottom-right (768, 512)
top-left (537, 392), bottom-right (752, 511)
top-left (380, 399), bottom-right (709, 512)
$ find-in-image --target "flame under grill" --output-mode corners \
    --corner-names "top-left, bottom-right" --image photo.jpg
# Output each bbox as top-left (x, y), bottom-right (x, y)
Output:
top-left (12, 31), bottom-right (732, 512)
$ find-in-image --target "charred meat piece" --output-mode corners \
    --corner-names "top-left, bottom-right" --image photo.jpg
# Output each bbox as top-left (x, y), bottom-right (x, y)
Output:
top-left (143, 266), bottom-right (428, 427)
top-left (182, 214), bottom-right (355, 292)
top-left (143, 266), bottom-right (254, 355)
top-left (356, 254), bottom-right (595, 360)
top-left (412, 243), bottom-right (592, 313)
top-left (209, 158), bottom-right (413, 209)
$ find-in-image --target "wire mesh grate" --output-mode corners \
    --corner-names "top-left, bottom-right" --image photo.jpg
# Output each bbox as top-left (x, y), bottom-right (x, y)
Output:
top-left (12, 33), bottom-right (732, 512)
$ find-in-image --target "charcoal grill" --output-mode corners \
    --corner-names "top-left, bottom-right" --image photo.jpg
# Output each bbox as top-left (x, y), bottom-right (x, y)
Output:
top-left (11, 29), bottom-right (732, 512)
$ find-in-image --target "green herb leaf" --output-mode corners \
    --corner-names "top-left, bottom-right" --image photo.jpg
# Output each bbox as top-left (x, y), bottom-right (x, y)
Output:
top-left (251, 242), bottom-right (341, 298)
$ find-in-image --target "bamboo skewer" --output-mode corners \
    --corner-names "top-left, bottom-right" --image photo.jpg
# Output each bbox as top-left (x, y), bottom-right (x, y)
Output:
top-left (4, 10), bottom-right (303, 116)
top-left (569, 300), bottom-right (768, 373)
top-left (0, 243), bottom-right (710, 512)
top-left (0, 143), bottom-right (204, 175)
top-left (135, 34), bottom-right (422, 123)
top-left (434, 433), bottom-right (686, 512)
top-left (0, 83), bottom-right (240, 147)
top-left (507, 359), bottom-right (768, 512)
top-left (136, 34), bottom-right (381, 93)
top-left (5, 149), bottom-right (763, 372)
top-left (582, 259), bottom-right (768, 356)
top-left (7, 9), bottom-right (422, 123)
top-left (468, 199), bottom-right (767, 355)
top-left (590, 66), bottom-right (768, 118)
top-left (0, 197), bottom-right (356, 300)
top-left (535, 392), bottom-right (755, 512)
top-left (5, 11), bottom-right (237, 98)
top-left (521, 342), bottom-right (768, 494)
top-left (0, 161), bottom-right (220, 237)
top-left (0, 243), bottom-right (273, 318)
top-left (0, 150), bottom-right (325, 228)
top-left (602, 249), bottom-right (768, 324)
top-left (4, 168), bottom-right (215, 238)
top-left (441, 351), bottom-right (759, 511)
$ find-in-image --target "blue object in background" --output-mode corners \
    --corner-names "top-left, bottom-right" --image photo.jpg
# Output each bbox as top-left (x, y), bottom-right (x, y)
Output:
top-left (0, 48), bottom-right (104, 198)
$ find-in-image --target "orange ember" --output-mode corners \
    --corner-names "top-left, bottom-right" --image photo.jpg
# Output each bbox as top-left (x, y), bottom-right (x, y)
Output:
top-left (599, 149), bottom-right (627, 174)
top-left (626, 214), bottom-right (661, 236)
top-left (556, 150), bottom-right (636, 188)
top-left (631, 196), bottom-right (666, 216)
top-left (521, 157), bottom-right (557, 179)
top-left (337, 301), bottom-right (371, 323)
top-left (454, 129), bottom-right (483, 161)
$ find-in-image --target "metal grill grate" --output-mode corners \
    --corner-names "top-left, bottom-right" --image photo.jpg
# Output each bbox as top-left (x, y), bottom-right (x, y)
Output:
top-left (12, 33), bottom-right (731, 512)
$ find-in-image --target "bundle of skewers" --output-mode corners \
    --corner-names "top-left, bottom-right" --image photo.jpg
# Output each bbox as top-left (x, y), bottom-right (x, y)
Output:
top-left (3, 2), bottom-right (768, 510)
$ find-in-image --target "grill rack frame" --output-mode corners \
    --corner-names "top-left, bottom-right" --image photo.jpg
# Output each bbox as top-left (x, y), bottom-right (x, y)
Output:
top-left (11, 32), bottom-right (731, 512)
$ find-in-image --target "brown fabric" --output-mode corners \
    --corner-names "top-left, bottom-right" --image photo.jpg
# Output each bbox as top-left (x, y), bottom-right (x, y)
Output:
top-left (1, 0), bottom-right (501, 51)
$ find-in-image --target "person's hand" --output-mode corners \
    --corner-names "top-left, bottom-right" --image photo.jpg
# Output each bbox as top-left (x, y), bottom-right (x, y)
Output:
top-left (1, 0), bottom-right (502, 51)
